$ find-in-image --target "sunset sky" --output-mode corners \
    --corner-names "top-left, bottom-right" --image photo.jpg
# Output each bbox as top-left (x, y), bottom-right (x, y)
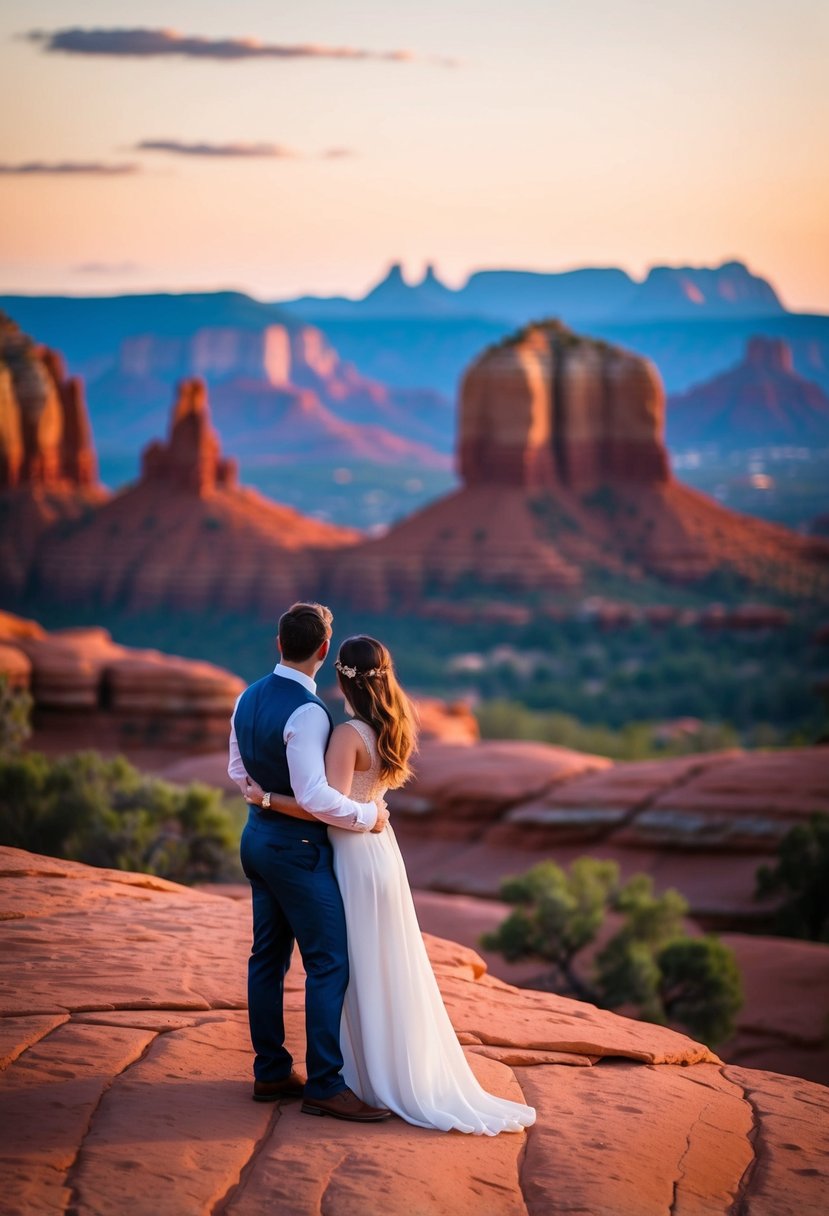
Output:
top-left (1, 0), bottom-right (827, 309)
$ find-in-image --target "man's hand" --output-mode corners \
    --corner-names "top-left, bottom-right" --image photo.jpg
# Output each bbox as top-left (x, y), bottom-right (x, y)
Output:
top-left (370, 798), bottom-right (390, 834)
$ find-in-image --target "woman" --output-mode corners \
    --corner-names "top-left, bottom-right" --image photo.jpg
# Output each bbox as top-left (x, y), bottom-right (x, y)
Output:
top-left (244, 634), bottom-right (536, 1136)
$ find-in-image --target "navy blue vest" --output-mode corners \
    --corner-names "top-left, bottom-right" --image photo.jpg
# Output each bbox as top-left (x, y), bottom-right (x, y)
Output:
top-left (234, 673), bottom-right (333, 796)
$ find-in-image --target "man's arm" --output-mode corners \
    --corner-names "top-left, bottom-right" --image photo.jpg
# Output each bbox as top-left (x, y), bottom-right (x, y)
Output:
top-left (286, 704), bottom-right (378, 832)
top-left (227, 697), bottom-right (248, 795)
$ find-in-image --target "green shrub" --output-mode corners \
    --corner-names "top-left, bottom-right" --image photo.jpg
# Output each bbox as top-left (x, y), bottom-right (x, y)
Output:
top-left (482, 858), bottom-right (743, 1045)
top-left (756, 814), bottom-right (829, 942)
top-left (0, 749), bottom-right (242, 884)
top-left (0, 675), bottom-right (32, 757)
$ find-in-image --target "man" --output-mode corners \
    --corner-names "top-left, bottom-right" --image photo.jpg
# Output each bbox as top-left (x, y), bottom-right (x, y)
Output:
top-left (229, 601), bottom-right (390, 1122)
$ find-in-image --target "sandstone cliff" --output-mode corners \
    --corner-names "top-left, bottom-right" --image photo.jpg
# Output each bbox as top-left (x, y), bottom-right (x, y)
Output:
top-left (0, 610), bottom-right (243, 753)
top-left (114, 321), bottom-right (451, 460)
top-left (35, 378), bottom-right (359, 613)
top-left (667, 336), bottom-right (829, 450)
top-left (1, 846), bottom-right (826, 1214)
top-left (0, 314), bottom-right (98, 491)
top-left (0, 314), bottom-right (105, 594)
top-left (327, 321), bottom-right (829, 608)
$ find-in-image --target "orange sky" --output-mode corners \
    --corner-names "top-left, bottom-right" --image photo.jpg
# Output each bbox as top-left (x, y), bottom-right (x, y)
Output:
top-left (1, 1), bottom-right (828, 309)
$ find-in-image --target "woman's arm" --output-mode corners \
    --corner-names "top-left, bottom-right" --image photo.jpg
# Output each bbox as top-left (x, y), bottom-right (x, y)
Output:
top-left (324, 725), bottom-right (360, 796)
top-left (243, 777), bottom-right (317, 822)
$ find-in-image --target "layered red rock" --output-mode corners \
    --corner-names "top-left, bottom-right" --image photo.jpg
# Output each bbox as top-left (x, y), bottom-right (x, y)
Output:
top-left (1, 845), bottom-right (826, 1215)
top-left (0, 315), bottom-right (105, 594)
top-left (328, 321), bottom-right (829, 608)
top-left (0, 610), bottom-right (243, 753)
top-left (33, 378), bottom-right (360, 614)
top-left (118, 322), bottom-right (451, 462)
top-left (380, 737), bottom-right (829, 932)
top-left (460, 322), bottom-right (670, 491)
top-left (0, 314), bottom-right (98, 491)
top-left (667, 335), bottom-right (829, 449)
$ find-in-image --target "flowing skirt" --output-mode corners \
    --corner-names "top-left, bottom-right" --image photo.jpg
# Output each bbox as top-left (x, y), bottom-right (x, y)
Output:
top-left (331, 825), bottom-right (536, 1135)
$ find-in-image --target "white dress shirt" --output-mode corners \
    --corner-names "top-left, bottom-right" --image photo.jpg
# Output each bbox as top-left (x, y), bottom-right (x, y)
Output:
top-left (228, 662), bottom-right (378, 832)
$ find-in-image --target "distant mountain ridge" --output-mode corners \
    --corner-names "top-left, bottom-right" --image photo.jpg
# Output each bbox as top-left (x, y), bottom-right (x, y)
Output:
top-left (283, 259), bottom-right (785, 323)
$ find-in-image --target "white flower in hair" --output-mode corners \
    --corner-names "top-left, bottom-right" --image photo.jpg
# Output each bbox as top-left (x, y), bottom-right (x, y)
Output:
top-left (336, 659), bottom-right (386, 679)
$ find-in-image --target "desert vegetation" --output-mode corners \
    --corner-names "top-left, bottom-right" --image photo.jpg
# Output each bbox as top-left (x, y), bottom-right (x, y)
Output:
top-left (482, 858), bottom-right (744, 1046)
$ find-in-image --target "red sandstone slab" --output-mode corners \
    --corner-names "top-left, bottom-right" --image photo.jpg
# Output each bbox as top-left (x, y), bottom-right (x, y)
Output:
top-left (0, 860), bottom-right (248, 1015)
top-left (1, 846), bottom-right (828, 1212)
top-left (228, 1052), bottom-right (530, 1216)
top-left (722, 1065), bottom-right (829, 1216)
top-left (0, 1021), bottom-right (155, 1215)
top-left (437, 971), bottom-right (717, 1066)
top-left (391, 739), bottom-right (611, 834)
top-left (516, 1059), bottom-right (754, 1216)
top-left (617, 749), bottom-right (829, 849)
top-left (0, 1012), bottom-right (68, 1069)
top-left (69, 1016), bottom-right (271, 1216)
top-left (491, 751), bottom-right (741, 845)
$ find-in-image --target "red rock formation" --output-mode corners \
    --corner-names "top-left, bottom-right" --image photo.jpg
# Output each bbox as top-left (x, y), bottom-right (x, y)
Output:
top-left (1, 845), bottom-right (826, 1213)
top-left (0, 315), bottom-right (99, 491)
top-left (142, 378), bottom-right (237, 495)
top-left (116, 322), bottom-right (451, 460)
top-left (0, 610), bottom-right (244, 753)
top-left (34, 379), bottom-right (359, 614)
top-left (460, 322), bottom-right (669, 491)
top-left (667, 335), bottom-right (829, 449)
top-left (0, 315), bottom-right (105, 594)
top-left (327, 321), bottom-right (829, 608)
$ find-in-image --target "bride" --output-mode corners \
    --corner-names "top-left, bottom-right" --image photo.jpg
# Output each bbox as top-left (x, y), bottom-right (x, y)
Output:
top-left (244, 634), bottom-right (536, 1136)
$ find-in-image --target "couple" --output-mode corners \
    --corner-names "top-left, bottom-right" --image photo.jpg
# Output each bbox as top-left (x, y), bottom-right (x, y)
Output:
top-left (228, 601), bottom-right (535, 1135)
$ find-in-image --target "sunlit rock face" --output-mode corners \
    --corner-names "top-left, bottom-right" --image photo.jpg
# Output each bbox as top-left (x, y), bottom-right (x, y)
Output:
top-left (0, 314), bottom-right (98, 491)
top-left (326, 321), bottom-right (828, 610)
top-left (459, 321), bottom-right (669, 492)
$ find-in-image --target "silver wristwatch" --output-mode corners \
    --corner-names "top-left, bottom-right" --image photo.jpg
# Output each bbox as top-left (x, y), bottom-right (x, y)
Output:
top-left (261, 792), bottom-right (271, 810)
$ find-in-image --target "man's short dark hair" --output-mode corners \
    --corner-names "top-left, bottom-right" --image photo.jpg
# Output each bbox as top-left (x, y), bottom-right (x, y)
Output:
top-left (278, 602), bottom-right (333, 662)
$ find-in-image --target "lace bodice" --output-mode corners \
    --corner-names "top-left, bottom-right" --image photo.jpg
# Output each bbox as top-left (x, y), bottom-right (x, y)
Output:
top-left (344, 719), bottom-right (388, 803)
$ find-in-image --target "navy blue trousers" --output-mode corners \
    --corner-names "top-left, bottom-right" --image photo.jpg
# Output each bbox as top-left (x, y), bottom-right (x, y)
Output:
top-left (239, 807), bottom-right (349, 1099)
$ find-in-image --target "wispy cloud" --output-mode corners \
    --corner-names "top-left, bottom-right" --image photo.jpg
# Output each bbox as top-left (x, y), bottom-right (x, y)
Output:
top-left (72, 261), bottom-right (141, 274)
top-left (135, 139), bottom-right (299, 158)
top-left (133, 139), bottom-right (357, 160)
top-left (0, 160), bottom-right (138, 176)
top-left (26, 27), bottom-right (458, 67)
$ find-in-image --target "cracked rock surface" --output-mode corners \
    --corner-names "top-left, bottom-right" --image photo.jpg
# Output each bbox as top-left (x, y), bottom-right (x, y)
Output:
top-left (1, 845), bottom-right (826, 1215)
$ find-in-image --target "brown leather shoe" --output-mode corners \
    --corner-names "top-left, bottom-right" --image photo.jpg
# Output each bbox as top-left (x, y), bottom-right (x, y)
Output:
top-left (301, 1087), bottom-right (391, 1122)
top-left (252, 1072), bottom-right (306, 1102)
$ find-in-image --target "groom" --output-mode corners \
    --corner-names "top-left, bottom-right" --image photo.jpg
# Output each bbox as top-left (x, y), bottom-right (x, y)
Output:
top-left (228, 601), bottom-right (391, 1122)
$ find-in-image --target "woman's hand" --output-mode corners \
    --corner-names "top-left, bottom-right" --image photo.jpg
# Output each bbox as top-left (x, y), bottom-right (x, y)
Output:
top-left (370, 797), bottom-right (390, 834)
top-left (244, 776), bottom-right (266, 806)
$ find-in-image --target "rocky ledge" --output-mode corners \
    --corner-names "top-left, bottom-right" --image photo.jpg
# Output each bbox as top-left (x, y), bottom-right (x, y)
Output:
top-left (1, 846), bottom-right (826, 1215)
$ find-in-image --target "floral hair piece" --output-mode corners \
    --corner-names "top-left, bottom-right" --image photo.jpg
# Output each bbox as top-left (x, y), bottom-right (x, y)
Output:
top-left (335, 659), bottom-right (387, 679)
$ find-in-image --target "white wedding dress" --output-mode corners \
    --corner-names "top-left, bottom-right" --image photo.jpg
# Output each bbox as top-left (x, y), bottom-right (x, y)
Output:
top-left (331, 718), bottom-right (536, 1135)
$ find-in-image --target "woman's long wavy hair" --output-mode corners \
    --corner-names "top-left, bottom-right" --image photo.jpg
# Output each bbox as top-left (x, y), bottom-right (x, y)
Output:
top-left (335, 636), bottom-right (418, 789)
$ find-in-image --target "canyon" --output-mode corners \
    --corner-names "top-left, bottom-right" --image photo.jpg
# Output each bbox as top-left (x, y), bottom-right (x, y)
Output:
top-left (325, 320), bottom-right (829, 609)
top-left (3, 313), bottom-right (828, 616)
